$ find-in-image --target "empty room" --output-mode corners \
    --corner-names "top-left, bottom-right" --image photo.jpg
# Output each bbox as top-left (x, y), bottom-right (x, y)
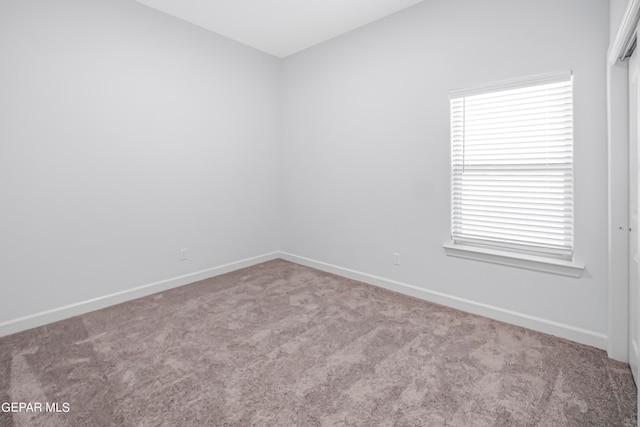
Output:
top-left (1, 0), bottom-right (638, 425)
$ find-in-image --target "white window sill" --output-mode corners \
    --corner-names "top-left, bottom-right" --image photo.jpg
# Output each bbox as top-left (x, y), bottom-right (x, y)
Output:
top-left (442, 242), bottom-right (584, 278)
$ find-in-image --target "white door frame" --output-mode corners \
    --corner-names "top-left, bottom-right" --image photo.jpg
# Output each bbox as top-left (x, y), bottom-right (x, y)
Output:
top-left (608, 0), bottom-right (640, 362)
top-left (629, 40), bottom-right (640, 385)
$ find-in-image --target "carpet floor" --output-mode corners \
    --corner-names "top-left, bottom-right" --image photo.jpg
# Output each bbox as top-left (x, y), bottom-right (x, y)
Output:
top-left (0, 259), bottom-right (636, 426)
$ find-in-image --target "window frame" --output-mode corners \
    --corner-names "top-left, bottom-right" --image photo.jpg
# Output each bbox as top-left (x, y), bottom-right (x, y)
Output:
top-left (443, 71), bottom-right (584, 277)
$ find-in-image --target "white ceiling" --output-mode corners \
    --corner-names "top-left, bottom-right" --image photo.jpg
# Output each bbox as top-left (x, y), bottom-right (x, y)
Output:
top-left (132, 0), bottom-right (426, 58)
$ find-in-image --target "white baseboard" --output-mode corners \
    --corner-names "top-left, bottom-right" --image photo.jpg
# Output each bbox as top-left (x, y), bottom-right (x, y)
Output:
top-left (1, 250), bottom-right (608, 351)
top-left (0, 252), bottom-right (280, 338)
top-left (279, 252), bottom-right (608, 350)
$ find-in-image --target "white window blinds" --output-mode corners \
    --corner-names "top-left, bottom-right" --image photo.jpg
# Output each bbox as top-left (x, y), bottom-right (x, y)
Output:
top-left (449, 71), bottom-right (574, 259)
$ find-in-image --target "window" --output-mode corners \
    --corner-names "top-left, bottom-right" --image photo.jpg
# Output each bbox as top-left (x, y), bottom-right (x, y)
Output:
top-left (444, 71), bottom-right (583, 277)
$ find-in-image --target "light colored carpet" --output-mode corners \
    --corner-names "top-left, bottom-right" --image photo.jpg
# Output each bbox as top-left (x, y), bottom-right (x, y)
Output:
top-left (0, 259), bottom-right (636, 426)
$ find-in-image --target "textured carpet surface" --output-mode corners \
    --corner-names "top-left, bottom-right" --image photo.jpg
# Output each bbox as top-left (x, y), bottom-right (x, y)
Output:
top-left (0, 259), bottom-right (636, 426)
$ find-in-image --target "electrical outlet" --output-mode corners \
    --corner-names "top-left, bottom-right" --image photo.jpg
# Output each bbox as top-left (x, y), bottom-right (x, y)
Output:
top-left (393, 253), bottom-right (400, 266)
top-left (180, 248), bottom-right (188, 261)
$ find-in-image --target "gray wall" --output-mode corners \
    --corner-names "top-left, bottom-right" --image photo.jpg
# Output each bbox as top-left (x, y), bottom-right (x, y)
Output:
top-left (0, 0), bottom-right (613, 346)
top-left (0, 0), bottom-right (281, 324)
top-left (281, 0), bottom-right (610, 338)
